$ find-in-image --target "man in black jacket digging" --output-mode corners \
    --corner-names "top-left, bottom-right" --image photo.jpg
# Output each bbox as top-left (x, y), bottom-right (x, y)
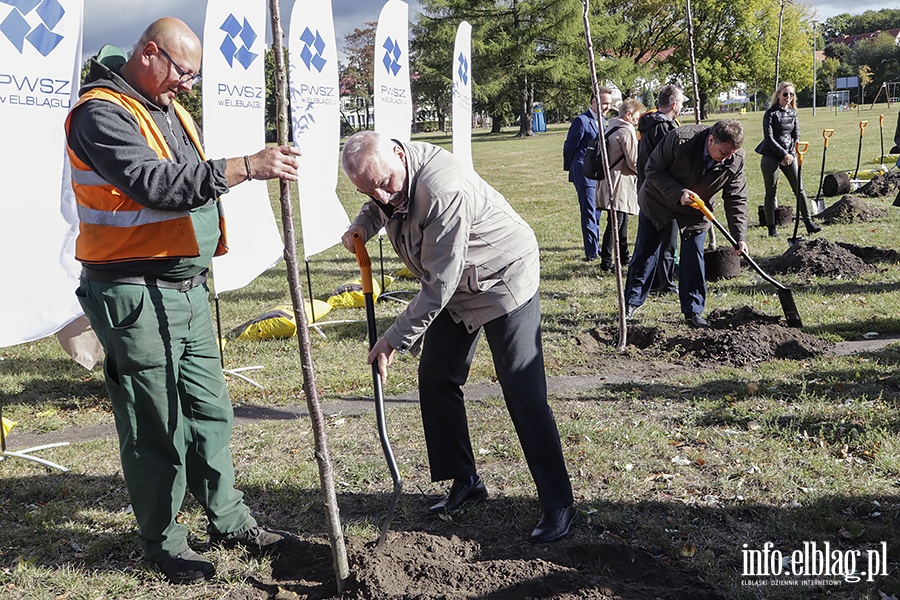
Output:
top-left (623, 120), bottom-right (749, 328)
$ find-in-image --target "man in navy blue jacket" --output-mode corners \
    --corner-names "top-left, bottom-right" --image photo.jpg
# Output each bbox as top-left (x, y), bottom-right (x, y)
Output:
top-left (563, 88), bottom-right (612, 261)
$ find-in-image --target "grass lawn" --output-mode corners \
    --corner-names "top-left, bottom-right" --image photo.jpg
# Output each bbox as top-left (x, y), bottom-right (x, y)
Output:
top-left (2, 103), bottom-right (900, 599)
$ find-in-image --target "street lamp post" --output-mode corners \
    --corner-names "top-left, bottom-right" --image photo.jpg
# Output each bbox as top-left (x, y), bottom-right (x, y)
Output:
top-left (812, 20), bottom-right (817, 116)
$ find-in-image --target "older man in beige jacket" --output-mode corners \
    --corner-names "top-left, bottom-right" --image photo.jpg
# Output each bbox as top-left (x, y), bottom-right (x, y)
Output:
top-left (340, 131), bottom-right (575, 544)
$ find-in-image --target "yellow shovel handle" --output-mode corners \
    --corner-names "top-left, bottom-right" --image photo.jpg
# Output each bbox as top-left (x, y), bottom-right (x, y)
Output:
top-left (860, 120), bottom-right (868, 135)
top-left (795, 141), bottom-right (808, 166)
top-left (823, 129), bottom-right (834, 147)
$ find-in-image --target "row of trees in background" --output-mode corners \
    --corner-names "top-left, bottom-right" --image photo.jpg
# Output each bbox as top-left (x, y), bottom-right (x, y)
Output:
top-left (820, 10), bottom-right (900, 107)
top-left (130, 5), bottom-right (897, 138)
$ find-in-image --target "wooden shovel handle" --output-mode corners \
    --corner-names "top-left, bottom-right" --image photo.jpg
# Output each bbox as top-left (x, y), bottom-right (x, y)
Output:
top-left (860, 120), bottom-right (868, 135)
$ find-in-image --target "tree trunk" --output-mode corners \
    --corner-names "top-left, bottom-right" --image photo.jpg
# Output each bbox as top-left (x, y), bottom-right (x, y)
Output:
top-left (517, 77), bottom-right (533, 137)
top-left (267, 1), bottom-right (349, 593)
top-left (581, 0), bottom-right (627, 352)
top-left (490, 112), bottom-right (503, 134)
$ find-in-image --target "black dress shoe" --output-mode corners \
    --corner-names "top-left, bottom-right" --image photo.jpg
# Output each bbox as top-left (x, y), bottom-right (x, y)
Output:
top-left (428, 478), bottom-right (488, 514)
top-left (529, 505), bottom-right (577, 543)
top-left (155, 548), bottom-right (215, 584)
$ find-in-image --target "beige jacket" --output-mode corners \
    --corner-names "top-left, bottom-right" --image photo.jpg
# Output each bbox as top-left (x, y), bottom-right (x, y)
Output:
top-left (350, 141), bottom-right (540, 353)
top-left (595, 116), bottom-right (639, 215)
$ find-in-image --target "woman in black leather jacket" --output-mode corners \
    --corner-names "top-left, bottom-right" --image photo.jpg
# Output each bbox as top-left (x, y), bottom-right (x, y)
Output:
top-left (754, 81), bottom-right (821, 237)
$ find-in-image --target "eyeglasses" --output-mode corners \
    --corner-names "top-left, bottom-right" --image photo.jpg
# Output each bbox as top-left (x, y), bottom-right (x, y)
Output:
top-left (156, 46), bottom-right (201, 86)
top-left (782, 92), bottom-right (795, 98)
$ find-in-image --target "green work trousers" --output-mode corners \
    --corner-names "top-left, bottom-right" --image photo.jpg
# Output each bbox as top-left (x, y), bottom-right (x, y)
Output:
top-left (77, 278), bottom-right (256, 562)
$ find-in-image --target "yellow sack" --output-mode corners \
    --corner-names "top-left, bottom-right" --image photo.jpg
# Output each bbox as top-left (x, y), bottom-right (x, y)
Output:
top-left (327, 275), bottom-right (394, 308)
top-left (396, 266), bottom-right (417, 279)
top-left (2, 416), bottom-right (16, 437)
top-left (230, 301), bottom-right (333, 340)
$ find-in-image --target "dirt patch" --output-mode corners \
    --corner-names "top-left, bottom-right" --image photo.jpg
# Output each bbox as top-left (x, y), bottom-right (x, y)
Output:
top-left (818, 195), bottom-right (888, 224)
top-left (594, 306), bottom-right (831, 367)
top-left (858, 170), bottom-right (900, 198)
top-left (767, 237), bottom-right (873, 278)
top-left (263, 528), bottom-right (726, 599)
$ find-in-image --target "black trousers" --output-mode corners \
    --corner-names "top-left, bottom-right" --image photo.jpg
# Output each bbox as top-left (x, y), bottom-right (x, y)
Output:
top-left (599, 210), bottom-right (630, 268)
top-left (418, 293), bottom-right (574, 512)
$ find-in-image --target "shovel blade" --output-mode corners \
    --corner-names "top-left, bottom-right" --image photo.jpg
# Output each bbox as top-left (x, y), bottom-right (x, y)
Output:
top-left (777, 288), bottom-right (802, 328)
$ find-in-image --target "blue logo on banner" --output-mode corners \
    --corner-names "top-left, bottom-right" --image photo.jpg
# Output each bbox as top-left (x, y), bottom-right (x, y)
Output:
top-left (298, 27), bottom-right (326, 72)
top-left (219, 14), bottom-right (258, 69)
top-left (0, 0), bottom-right (65, 56)
top-left (457, 52), bottom-right (469, 86)
top-left (382, 37), bottom-right (402, 76)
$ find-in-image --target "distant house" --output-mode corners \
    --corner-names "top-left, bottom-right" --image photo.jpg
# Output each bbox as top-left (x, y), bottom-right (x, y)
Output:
top-left (828, 28), bottom-right (900, 49)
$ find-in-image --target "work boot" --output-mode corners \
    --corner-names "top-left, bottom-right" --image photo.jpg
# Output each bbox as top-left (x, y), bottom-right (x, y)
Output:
top-left (155, 548), bottom-right (215, 584)
top-left (767, 226), bottom-right (778, 237)
top-left (804, 218), bottom-right (822, 234)
top-left (211, 526), bottom-right (289, 557)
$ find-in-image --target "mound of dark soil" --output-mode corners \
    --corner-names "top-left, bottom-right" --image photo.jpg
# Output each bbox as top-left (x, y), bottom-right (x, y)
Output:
top-left (858, 170), bottom-right (900, 198)
top-left (343, 532), bottom-right (725, 599)
top-left (659, 306), bottom-right (830, 366)
top-left (818, 195), bottom-right (888, 224)
top-left (598, 306), bottom-right (831, 367)
top-left (767, 237), bottom-right (872, 278)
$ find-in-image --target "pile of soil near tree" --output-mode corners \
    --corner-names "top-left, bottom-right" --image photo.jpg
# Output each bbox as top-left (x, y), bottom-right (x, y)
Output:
top-left (270, 525), bottom-right (728, 599)
top-left (658, 306), bottom-right (829, 366)
top-left (767, 237), bottom-right (873, 278)
top-left (858, 170), bottom-right (900, 198)
top-left (595, 306), bottom-right (831, 367)
top-left (817, 195), bottom-right (888, 224)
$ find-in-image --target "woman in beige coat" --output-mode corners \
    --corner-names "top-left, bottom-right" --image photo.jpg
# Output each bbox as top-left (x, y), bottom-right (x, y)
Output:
top-left (596, 97), bottom-right (645, 271)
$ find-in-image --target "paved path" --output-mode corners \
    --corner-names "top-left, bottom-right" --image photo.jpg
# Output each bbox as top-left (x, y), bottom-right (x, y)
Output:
top-left (5, 336), bottom-right (899, 451)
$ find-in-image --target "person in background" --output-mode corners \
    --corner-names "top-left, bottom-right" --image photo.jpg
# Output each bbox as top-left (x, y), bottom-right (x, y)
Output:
top-left (637, 85), bottom-right (686, 295)
top-left (755, 81), bottom-right (821, 237)
top-left (341, 131), bottom-right (577, 544)
top-left (623, 120), bottom-right (749, 329)
top-left (66, 17), bottom-right (300, 584)
top-left (596, 98), bottom-right (645, 271)
top-left (563, 87), bottom-right (613, 261)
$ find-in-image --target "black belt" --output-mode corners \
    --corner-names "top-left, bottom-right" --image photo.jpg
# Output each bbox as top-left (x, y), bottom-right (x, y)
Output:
top-left (81, 269), bottom-right (208, 292)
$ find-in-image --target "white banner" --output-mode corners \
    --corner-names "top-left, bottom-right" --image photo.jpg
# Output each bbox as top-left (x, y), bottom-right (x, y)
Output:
top-left (0, 0), bottom-right (83, 347)
top-left (204, 0), bottom-right (283, 293)
top-left (374, 0), bottom-right (411, 141)
top-left (289, 0), bottom-right (349, 258)
top-left (452, 21), bottom-right (473, 171)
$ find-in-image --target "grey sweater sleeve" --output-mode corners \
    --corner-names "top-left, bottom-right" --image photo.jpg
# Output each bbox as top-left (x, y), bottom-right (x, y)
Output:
top-left (67, 98), bottom-right (229, 211)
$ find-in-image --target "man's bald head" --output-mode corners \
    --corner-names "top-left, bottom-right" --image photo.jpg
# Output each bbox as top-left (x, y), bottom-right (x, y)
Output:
top-left (120, 17), bottom-right (202, 108)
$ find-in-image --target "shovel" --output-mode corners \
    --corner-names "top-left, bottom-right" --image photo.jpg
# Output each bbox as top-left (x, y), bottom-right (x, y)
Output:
top-left (852, 120), bottom-right (868, 180)
top-left (688, 194), bottom-right (802, 328)
top-left (812, 129), bottom-right (834, 215)
top-left (788, 141), bottom-right (809, 246)
top-left (879, 114), bottom-right (885, 170)
top-left (351, 232), bottom-right (403, 551)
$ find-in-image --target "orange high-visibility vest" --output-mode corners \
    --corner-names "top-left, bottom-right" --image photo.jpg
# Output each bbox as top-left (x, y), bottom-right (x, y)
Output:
top-left (65, 88), bottom-right (228, 265)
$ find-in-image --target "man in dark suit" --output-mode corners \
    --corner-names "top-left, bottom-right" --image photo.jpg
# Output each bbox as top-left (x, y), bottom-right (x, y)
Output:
top-left (563, 88), bottom-right (612, 261)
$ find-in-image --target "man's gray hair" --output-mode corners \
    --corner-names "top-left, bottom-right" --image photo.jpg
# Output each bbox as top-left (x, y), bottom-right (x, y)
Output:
top-left (657, 84), bottom-right (684, 110)
top-left (710, 120), bottom-right (744, 148)
top-left (341, 131), bottom-right (396, 180)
